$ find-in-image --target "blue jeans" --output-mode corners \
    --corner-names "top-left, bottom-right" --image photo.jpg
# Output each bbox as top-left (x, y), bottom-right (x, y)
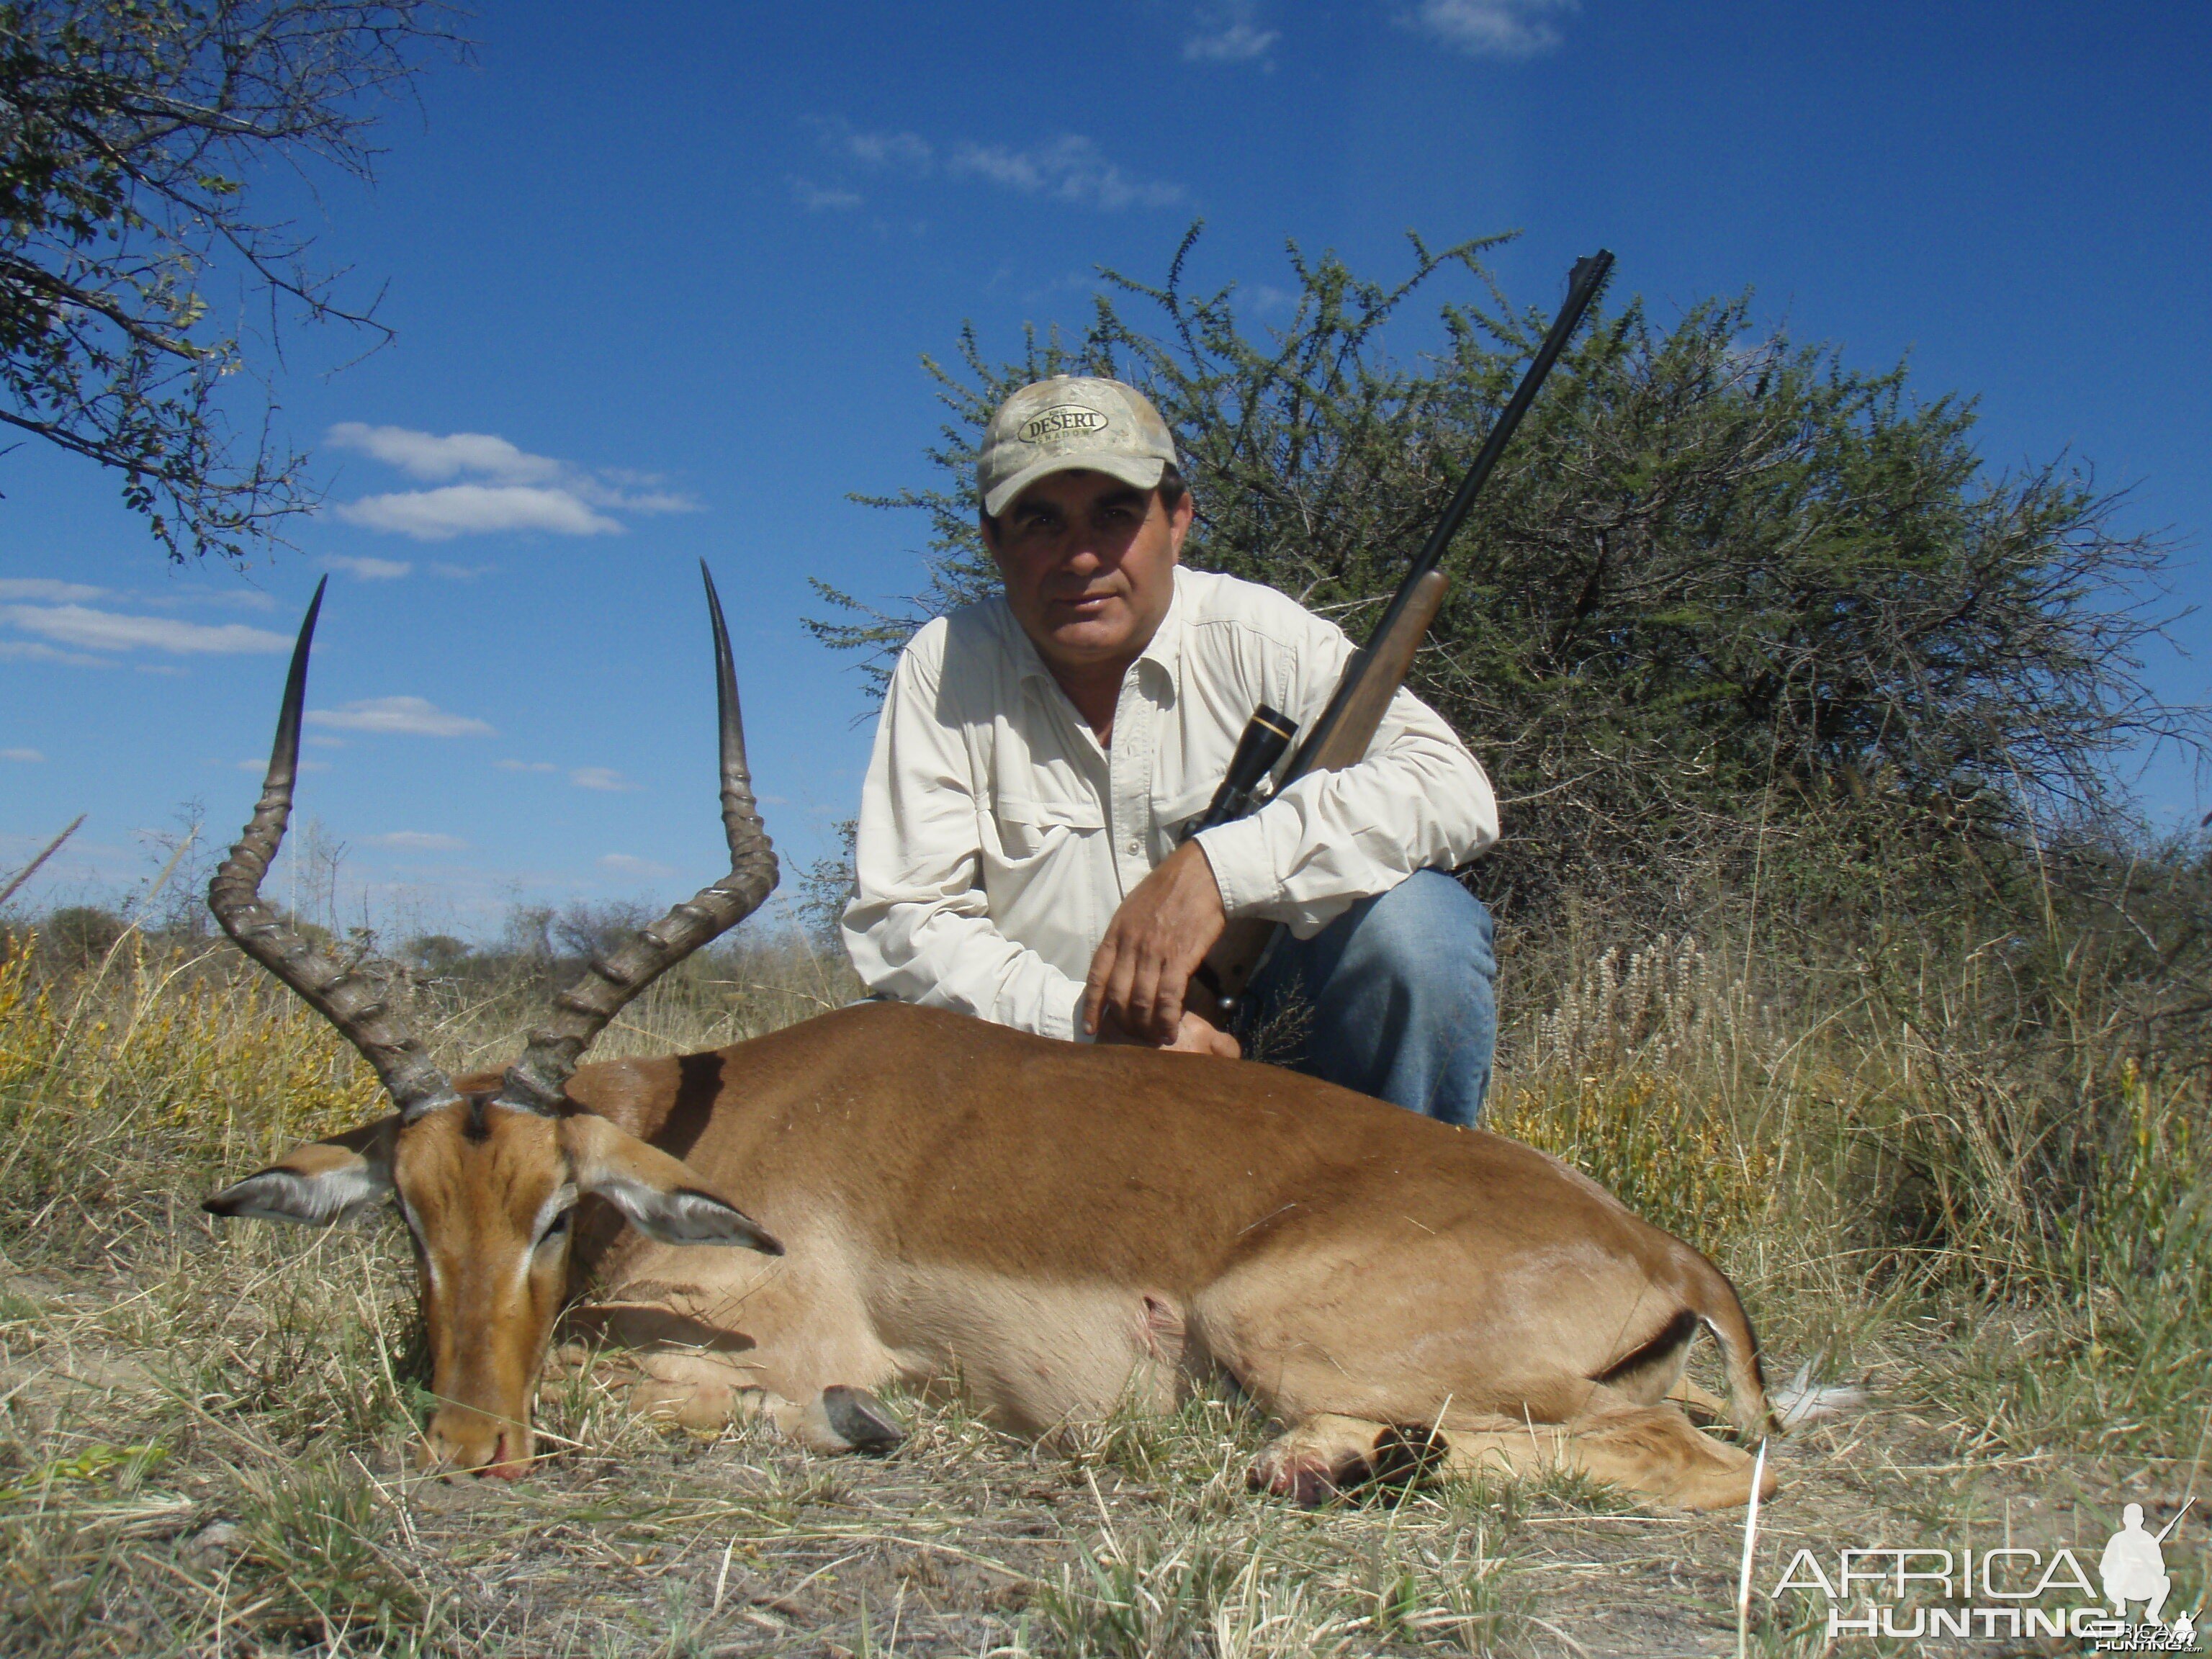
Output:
top-left (1234, 870), bottom-right (1498, 1126)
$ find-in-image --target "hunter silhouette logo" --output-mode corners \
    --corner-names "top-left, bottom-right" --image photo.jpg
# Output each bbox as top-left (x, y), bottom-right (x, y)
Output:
top-left (1018, 405), bottom-right (1111, 444)
top-left (2104, 1503), bottom-right (2180, 1625)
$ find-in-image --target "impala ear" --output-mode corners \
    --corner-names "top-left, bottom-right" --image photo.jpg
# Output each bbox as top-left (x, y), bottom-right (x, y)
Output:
top-left (204, 1118), bottom-right (398, 1227)
top-left (562, 1113), bottom-right (782, 1254)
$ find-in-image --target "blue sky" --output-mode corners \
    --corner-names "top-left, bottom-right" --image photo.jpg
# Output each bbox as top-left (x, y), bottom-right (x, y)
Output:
top-left (4, 0), bottom-right (2207, 933)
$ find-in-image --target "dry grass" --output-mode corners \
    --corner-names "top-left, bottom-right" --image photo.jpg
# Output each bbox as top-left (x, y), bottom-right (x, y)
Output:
top-left (0, 920), bottom-right (2205, 1655)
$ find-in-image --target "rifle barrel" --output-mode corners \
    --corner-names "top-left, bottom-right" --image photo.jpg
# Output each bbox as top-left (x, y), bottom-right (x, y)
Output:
top-left (1284, 248), bottom-right (1613, 781)
top-left (2155, 1496), bottom-right (2195, 1544)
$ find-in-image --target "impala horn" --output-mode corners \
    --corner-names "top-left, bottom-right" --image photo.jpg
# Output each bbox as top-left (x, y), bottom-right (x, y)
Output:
top-left (208, 577), bottom-right (460, 1121)
top-left (495, 562), bottom-right (779, 1114)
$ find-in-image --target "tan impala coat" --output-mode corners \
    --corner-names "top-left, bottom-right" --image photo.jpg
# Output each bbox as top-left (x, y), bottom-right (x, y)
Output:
top-left (541, 1001), bottom-right (1776, 1510)
top-left (202, 570), bottom-right (1785, 1512)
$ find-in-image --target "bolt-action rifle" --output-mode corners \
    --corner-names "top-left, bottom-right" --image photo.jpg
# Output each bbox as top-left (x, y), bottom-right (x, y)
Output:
top-left (1187, 248), bottom-right (1616, 1019)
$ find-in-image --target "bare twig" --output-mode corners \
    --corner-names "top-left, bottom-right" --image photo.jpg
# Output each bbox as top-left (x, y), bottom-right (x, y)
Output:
top-left (0, 814), bottom-right (88, 911)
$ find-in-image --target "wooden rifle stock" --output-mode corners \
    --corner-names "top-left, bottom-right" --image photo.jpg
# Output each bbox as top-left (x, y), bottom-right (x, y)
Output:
top-left (1300, 570), bottom-right (1452, 777)
top-left (1197, 569), bottom-right (1451, 1007)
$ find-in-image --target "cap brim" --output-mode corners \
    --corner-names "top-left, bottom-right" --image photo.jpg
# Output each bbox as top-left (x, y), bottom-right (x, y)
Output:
top-left (982, 454), bottom-right (1167, 519)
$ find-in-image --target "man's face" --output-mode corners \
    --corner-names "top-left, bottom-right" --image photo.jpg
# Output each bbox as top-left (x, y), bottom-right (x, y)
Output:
top-left (984, 468), bottom-right (1192, 674)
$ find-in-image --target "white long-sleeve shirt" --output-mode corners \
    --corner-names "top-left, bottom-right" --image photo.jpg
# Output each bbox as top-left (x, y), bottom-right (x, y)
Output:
top-left (841, 566), bottom-right (1498, 1040)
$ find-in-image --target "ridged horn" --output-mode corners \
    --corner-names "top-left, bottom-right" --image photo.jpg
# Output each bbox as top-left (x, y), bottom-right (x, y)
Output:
top-left (495, 562), bottom-right (779, 1113)
top-left (208, 577), bottom-right (459, 1121)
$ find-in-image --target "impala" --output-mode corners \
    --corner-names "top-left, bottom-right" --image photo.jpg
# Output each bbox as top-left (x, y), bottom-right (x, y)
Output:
top-left (204, 567), bottom-right (1796, 1509)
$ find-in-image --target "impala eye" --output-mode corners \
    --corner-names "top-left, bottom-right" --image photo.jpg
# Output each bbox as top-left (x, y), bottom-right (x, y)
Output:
top-left (537, 1208), bottom-right (572, 1245)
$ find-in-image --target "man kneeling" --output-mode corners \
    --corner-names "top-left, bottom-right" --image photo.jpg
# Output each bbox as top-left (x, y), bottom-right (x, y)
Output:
top-left (842, 377), bottom-right (1501, 1123)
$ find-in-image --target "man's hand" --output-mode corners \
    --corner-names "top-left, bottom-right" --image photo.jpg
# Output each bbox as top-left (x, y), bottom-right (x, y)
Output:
top-left (1084, 840), bottom-right (1229, 1046)
top-left (1096, 1007), bottom-right (1242, 1058)
top-left (1164, 1008), bottom-right (1241, 1057)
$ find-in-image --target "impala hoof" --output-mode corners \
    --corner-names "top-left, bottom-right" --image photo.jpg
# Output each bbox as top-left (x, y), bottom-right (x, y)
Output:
top-left (1370, 1424), bottom-right (1449, 1485)
top-left (1247, 1449), bottom-right (1370, 1507)
top-left (822, 1385), bottom-right (905, 1454)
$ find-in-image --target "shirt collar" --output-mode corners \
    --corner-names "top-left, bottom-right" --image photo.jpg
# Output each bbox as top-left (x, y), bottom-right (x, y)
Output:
top-left (1138, 570), bottom-right (1186, 686)
top-left (1008, 606), bottom-right (1056, 685)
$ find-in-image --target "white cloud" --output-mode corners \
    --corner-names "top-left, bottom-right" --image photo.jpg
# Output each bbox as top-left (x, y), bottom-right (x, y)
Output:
top-left (598, 853), bottom-right (674, 878)
top-left (1403, 0), bottom-right (1575, 58)
top-left (125, 586), bottom-right (276, 612)
top-left (587, 483), bottom-right (694, 513)
top-left (334, 485), bottom-right (625, 541)
top-left (305, 696), bottom-right (496, 738)
top-left (367, 830), bottom-right (469, 851)
top-left (569, 766), bottom-right (634, 792)
top-left (824, 122), bottom-right (934, 171)
top-left (2, 747), bottom-right (43, 763)
top-left (0, 579), bottom-right (105, 602)
top-left (1184, 21), bottom-right (1277, 60)
top-left (0, 639), bottom-right (113, 668)
top-left (790, 176), bottom-right (863, 211)
top-left (1184, 1), bottom-right (1278, 62)
top-left (324, 426), bottom-right (698, 541)
top-left (323, 554), bottom-right (413, 580)
top-left (817, 120), bottom-right (1182, 212)
top-left (3, 603), bottom-right (289, 655)
top-left (947, 136), bottom-right (1184, 210)
top-left (327, 423), bottom-right (562, 485)
top-left (497, 758), bottom-right (557, 773)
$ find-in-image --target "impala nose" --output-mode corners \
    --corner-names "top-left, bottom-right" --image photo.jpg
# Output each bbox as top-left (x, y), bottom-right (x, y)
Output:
top-left (481, 1430), bottom-right (530, 1480)
top-left (421, 1410), bottom-right (534, 1479)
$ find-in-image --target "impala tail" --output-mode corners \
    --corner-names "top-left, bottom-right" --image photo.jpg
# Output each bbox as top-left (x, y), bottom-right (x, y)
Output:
top-left (1686, 1256), bottom-right (1773, 1439)
top-left (1683, 1255), bottom-right (1866, 1434)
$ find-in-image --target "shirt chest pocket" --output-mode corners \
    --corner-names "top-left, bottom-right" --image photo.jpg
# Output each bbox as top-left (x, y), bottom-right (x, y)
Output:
top-left (987, 792), bottom-right (1106, 863)
top-left (1154, 782), bottom-right (1218, 844)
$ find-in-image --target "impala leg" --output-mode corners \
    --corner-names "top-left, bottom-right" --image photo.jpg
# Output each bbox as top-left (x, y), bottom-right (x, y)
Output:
top-left (1606, 1326), bottom-right (1735, 1425)
top-left (1249, 1413), bottom-right (1403, 1505)
top-left (629, 1371), bottom-right (752, 1432)
top-left (557, 1303), bottom-right (767, 1434)
top-left (610, 1359), bottom-right (906, 1456)
top-left (571, 1275), bottom-right (904, 1453)
top-left (624, 1370), bottom-right (905, 1453)
top-left (1252, 1403), bottom-right (1774, 1512)
top-left (1663, 1375), bottom-right (1735, 1426)
top-left (1429, 1405), bottom-right (1776, 1511)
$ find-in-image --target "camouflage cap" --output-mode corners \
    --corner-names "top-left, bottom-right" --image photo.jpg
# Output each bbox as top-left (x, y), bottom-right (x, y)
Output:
top-left (977, 377), bottom-right (1180, 518)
